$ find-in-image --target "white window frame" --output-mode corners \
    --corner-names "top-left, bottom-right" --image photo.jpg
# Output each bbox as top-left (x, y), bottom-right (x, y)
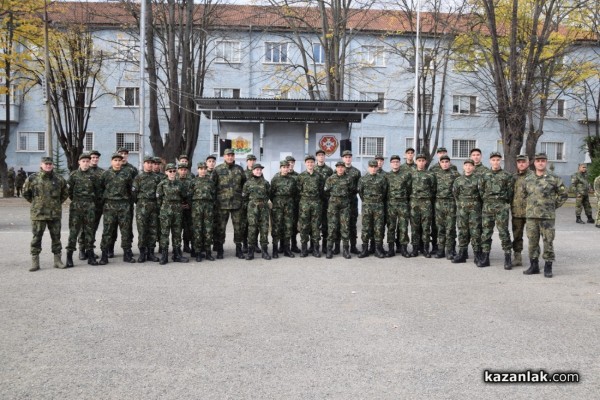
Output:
top-left (214, 88), bottom-right (241, 98)
top-left (83, 132), bottom-right (94, 152)
top-left (115, 86), bottom-right (140, 107)
top-left (452, 139), bottom-right (477, 159)
top-left (405, 137), bottom-right (424, 151)
top-left (313, 43), bottom-right (325, 65)
top-left (360, 92), bottom-right (386, 112)
top-left (452, 95), bottom-right (477, 115)
top-left (361, 45), bottom-right (385, 67)
top-left (17, 131), bottom-right (46, 152)
top-left (539, 141), bottom-right (565, 161)
top-left (261, 88), bottom-right (288, 99)
top-left (212, 133), bottom-right (219, 154)
top-left (216, 40), bottom-right (241, 63)
top-left (406, 91), bottom-right (433, 113)
top-left (264, 42), bottom-right (288, 64)
top-left (117, 38), bottom-right (139, 63)
top-left (116, 132), bottom-right (140, 153)
top-left (359, 137), bottom-right (385, 157)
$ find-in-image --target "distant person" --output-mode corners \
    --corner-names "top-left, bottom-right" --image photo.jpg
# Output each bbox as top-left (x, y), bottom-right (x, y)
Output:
top-left (571, 163), bottom-right (594, 224)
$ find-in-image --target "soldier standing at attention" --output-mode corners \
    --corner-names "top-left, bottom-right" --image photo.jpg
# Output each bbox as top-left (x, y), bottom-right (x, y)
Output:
top-left (428, 148), bottom-right (455, 256)
top-left (178, 155), bottom-right (194, 177)
top-left (285, 155), bottom-right (302, 253)
top-left (401, 147), bottom-right (416, 171)
top-left (409, 154), bottom-right (437, 258)
top-left (342, 150), bottom-right (361, 254)
top-left (511, 155), bottom-right (532, 267)
top-left (152, 157), bottom-right (165, 178)
top-left (205, 154), bottom-right (217, 178)
top-left (470, 148), bottom-right (489, 177)
top-left (132, 156), bottom-right (162, 263)
top-left (98, 153), bottom-right (137, 265)
top-left (190, 162), bottom-right (216, 262)
top-left (594, 175), bottom-right (600, 228)
top-left (315, 149), bottom-right (333, 250)
top-left (78, 150), bottom-right (104, 260)
top-left (571, 163), bottom-right (594, 224)
top-left (7, 167), bottom-right (15, 197)
top-left (212, 149), bottom-right (246, 259)
top-left (241, 154), bottom-right (258, 255)
top-left (66, 153), bottom-right (101, 267)
top-left (15, 168), bottom-right (26, 197)
top-left (385, 155), bottom-right (412, 258)
top-left (433, 154), bottom-right (460, 259)
top-left (522, 153), bottom-right (568, 278)
top-left (242, 163), bottom-right (272, 260)
top-left (371, 154), bottom-right (387, 254)
top-left (270, 160), bottom-right (297, 258)
top-left (324, 161), bottom-right (353, 259)
top-left (177, 163), bottom-right (194, 255)
top-left (156, 163), bottom-right (189, 265)
top-left (451, 159), bottom-right (483, 264)
top-left (297, 154), bottom-right (325, 258)
top-left (479, 152), bottom-right (514, 269)
top-left (357, 160), bottom-right (388, 258)
top-left (23, 157), bottom-right (69, 271)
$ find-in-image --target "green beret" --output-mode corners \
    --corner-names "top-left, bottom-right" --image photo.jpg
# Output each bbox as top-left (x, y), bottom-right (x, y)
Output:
top-left (342, 150), bottom-right (352, 157)
top-left (390, 155), bottom-right (401, 161)
top-left (304, 155), bottom-right (315, 162)
top-left (111, 153), bottom-right (123, 160)
top-left (224, 148), bottom-right (235, 155)
top-left (246, 154), bottom-right (257, 161)
top-left (253, 163), bottom-right (264, 170)
top-left (516, 154), bottom-right (529, 161)
top-left (489, 151), bottom-right (502, 159)
top-left (534, 153), bottom-right (548, 160)
top-left (41, 156), bottom-right (53, 164)
top-left (463, 159), bottom-right (475, 165)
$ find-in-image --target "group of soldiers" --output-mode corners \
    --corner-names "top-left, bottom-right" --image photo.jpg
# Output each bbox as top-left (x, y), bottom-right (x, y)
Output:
top-left (5, 167), bottom-right (27, 197)
top-left (21, 144), bottom-right (597, 278)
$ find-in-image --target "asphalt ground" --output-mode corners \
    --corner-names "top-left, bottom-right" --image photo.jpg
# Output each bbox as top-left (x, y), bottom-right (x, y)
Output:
top-left (0, 197), bottom-right (599, 399)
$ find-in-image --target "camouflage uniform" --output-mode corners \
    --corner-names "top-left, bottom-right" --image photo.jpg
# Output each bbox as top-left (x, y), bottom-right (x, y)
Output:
top-left (512, 168), bottom-right (532, 257)
top-left (67, 167), bottom-right (101, 255)
top-left (400, 162), bottom-right (416, 172)
top-left (243, 174), bottom-right (271, 247)
top-left (452, 173), bottom-right (482, 258)
top-left (410, 169), bottom-right (436, 255)
top-left (79, 164), bottom-right (105, 253)
top-left (357, 170), bottom-right (388, 247)
top-left (345, 165), bottom-right (362, 249)
top-left (324, 171), bottom-right (353, 256)
top-left (99, 167), bottom-right (136, 254)
top-left (270, 172), bottom-right (297, 250)
top-left (213, 160), bottom-right (246, 255)
top-left (315, 162), bottom-right (334, 245)
top-left (156, 178), bottom-right (187, 251)
top-left (7, 167), bottom-right (15, 197)
top-left (110, 161), bottom-right (138, 246)
top-left (177, 171), bottom-right (194, 251)
top-left (385, 168), bottom-right (412, 250)
top-left (433, 166), bottom-right (460, 256)
top-left (473, 163), bottom-right (489, 177)
top-left (288, 167), bottom-right (301, 252)
top-left (15, 169), bottom-right (26, 197)
top-left (190, 175), bottom-right (217, 254)
top-left (297, 170), bottom-right (324, 249)
top-left (480, 168), bottom-right (514, 255)
top-left (571, 170), bottom-right (593, 220)
top-left (133, 170), bottom-right (162, 256)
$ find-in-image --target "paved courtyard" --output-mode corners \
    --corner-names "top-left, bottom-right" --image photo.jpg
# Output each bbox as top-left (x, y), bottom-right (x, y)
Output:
top-left (0, 197), bottom-right (599, 399)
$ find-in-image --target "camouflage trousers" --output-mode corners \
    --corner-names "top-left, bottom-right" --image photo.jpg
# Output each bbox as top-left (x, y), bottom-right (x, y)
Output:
top-left (67, 200), bottom-right (96, 252)
top-left (271, 198), bottom-right (295, 242)
top-left (481, 201), bottom-right (512, 253)
top-left (456, 199), bottom-right (482, 252)
top-left (16, 185), bottom-right (23, 197)
top-left (575, 194), bottom-right (592, 217)
top-left (247, 200), bottom-right (270, 246)
top-left (216, 207), bottom-right (244, 245)
top-left (387, 200), bottom-right (410, 245)
top-left (159, 203), bottom-right (183, 251)
top-left (410, 199), bottom-right (433, 247)
top-left (182, 207), bottom-right (193, 246)
top-left (435, 198), bottom-right (457, 251)
top-left (136, 200), bottom-right (159, 249)
top-left (109, 200), bottom-right (135, 246)
top-left (349, 196), bottom-right (359, 244)
top-left (526, 218), bottom-right (556, 261)
top-left (511, 216), bottom-right (527, 253)
top-left (30, 219), bottom-right (62, 256)
top-left (299, 197), bottom-right (322, 245)
top-left (596, 199), bottom-right (600, 224)
top-left (192, 201), bottom-right (214, 251)
top-left (240, 203), bottom-right (249, 243)
top-left (361, 202), bottom-right (385, 244)
top-left (78, 202), bottom-right (102, 250)
top-left (327, 197), bottom-right (350, 245)
top-left (320, 198), bottom-right (329, 242)
top-left (101, 201), bottom-right (133, 251)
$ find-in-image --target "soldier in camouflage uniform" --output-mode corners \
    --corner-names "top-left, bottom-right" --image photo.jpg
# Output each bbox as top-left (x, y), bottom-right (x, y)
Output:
top-left (205, 154), bottom-right (220, 251)
top-left (213, 149), bottom-right (247, 259)
top-left (571, 163), bottom-right (594, 224)
top-left (429, 147), bottom-right (457, 255)
top-left (470, 148), bottom-right (489, 177)
top-left (7, 167), bottom-right (15, 197)
top-left (315, 149), bottom-right (334, 250)
top-left (358, 160), bottom-right (388, 258)
top-left (241, 154), bottom-right (257, 254)
top-left (452, 159), bottom-right (483, 264)
top-left (433, 154), bottom-right (460, 260)
top-left (15, 168), bottom-right (26, 197)
top-left (153, 157), bottom-right (165, 177)
top-left (270, 160), bottom-right (297, 258)
top-left (511, 154), bottom-right (532, 267)
top-left (429, 147), bottom-right (458, 173)
top-left (297, 155), bottom-right (325, 258)
top-left (410, 154), bottom-right (437, 258)
top-left (189, 162), bottom-right (216, 262)
top-left (385, 154), bottom-right (412, 258)
top-left (66, 153), bottom-right (101, 268)
top-left (285, 155), bottom-right (302, 253)
top-left (342, 150), bottom-right (361, 254)
top-left (77, 149), bottom-right (105, 261)
top-left (177, 163), bottom-right (194, 254)
top-left (23, 157), bottom-right (69, 271)
top-left (594, 175), bottom-right (600, 228)
top-left (324, 161), bottom-right (353, 259)
top-left (400, 147), bottom-right (416, 172)
top-left (522, 153), bottom-right (568, 278)
top-left (98, 153), bottom-right (137, 265)
top-left (242, 163), bottom-right (272, 260)
top-left (478, 152), bottom-right (514, 269)
top-left (132, 156), bottom-right (162, 263)
top-left (156, 164), bottom-right (189, 265)
top-left (178, 155), bottom-right (195, 177)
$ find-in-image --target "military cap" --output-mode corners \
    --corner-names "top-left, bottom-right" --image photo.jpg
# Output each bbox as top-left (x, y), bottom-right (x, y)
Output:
top-left (252, 163), bottom-right (264, 170)
top-left (375, 154), bottom-right (384, 160)
top-left (178, 154), bottom-right (189, 160)
top-left (315, 149), bottom-right (326, 155)
top-left (117, 147), bottom-right (129, 154)
top-left (79, 152), bottom-right (91, 160)
top-left (304, 154), bottom-right (315, 162)
top-left (439, 154), bottom-right (450, 161)
top-left (111, 152), bottom-right (123, 160)
top-left (223, 148), bottom-right (235, 155)
top-left (368, 160), bottom-right (378, 167)
top-left (89, 150), bottom-right (101, 157)
top-left (390, 154), bottom-right (401, 161)
top-left (437, 147), bottom-right (448, 153)
top-left (178, 162), bottom-right (189, 169)
top-left (534, 153), bottom-right (548, 160)
top-left (165, 163), bottom-right (177, 171)
top-left (246, 154), bottom-right (257, 161)
top-left (335, 161), bottom-right (345, 167)
top-left (285, 155), bottom-right (296, 162)
top-left (279, 160), bottom-right (289, 167)
top-left (41, 156), bottom-right (53, 164)
top-left (197, 162), bottom-right (207, 169)
top-left (469, 148), bottom-right (482, 155)
top-left (342, 150), bottom-right (353, 157)
top-left (579, 162), bottom-right (587, 167)
top-left (405, 147), bottom-right (415, 153)
top-left (489, 151), bottom-right (502, 159)
top-left (415, 153), bottom-right (426, 160)
top-left (143, 156), bottom-right (154, 163)
top-left (516, 154), bottom-right (529, 161)
top-left (153, 157), bottom-right (162, 163)
top-left (463, 159), bottom-right (475, 165)
top-left (205, 154), bottom-right (216, 161)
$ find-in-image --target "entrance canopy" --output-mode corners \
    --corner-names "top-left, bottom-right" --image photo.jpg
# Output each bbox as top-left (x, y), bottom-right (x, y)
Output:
top-left (196, 98), bottom-right (381, 123)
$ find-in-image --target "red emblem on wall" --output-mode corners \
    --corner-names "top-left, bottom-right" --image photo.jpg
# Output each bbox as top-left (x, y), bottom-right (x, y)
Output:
top-left (319, 135), bottom-right (339, 156)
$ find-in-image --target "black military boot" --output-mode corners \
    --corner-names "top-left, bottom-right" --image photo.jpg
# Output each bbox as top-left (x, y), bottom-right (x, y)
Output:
top-left (278, 239), bottom-right (285, 253)
top-left (358, 244), bottom-right (369, 258)
top-left (322, 238), bottom-right (327, 252)
top-left (374, 244), bottom-right (385, 259)
top-left (308, 242), bottom-right (314, 253)
top-left (190, 246), bottom-right (197, 258)
top-left (342, 245), bottom-right (351, 259)
top-left (99, 250), bottom-right (109, 265)
top-left (333, 241), bottom-right (341, 255)
top-left (216, 243), bottom-right (224, 260)
top-left (283, 244), bottom-right (295, 258)
top-left (422, 244), bottom-right (431, 258)
top-left (473, 251), bottom-right (480, 265)
top-left (261, 245), bottom-right (271, 260)
top-left (242, 239), bottom-right (249, 254)
top-left (434, 248), bottom-right (445, 259)
top-left (400, 244), bottom-right (411, 258)
top-left (195, 251), bottom-right (203, 262)
top-left (235, 243), bottom-right (244, 259)
top-left (300, 243), bottom-right (309, 258)
top-left (477, 252), bottom-right (490, 268)
top-left (123, 249), bottom-right (136, 263)
top-left (431, 242), bottom-right (439, 255)
top-left (409, 244), bottom-right (419, 258)
top-left (245, 246), bottom-right (255, 260)
top-left (137, 247), bottom-right (147, 263)
top-left (587, 215), bottom-right (595, 224)
top-left (446, 247), bottom-right (456, 260)
top-left (87, 250), bottom-right (98, 266)
top-left (523, 258), bottom-right (540, 275)
top-left (173, 248), bottom-right (189, 263)
top-left (576, 216), bottom-right (585, 224)
top-left (66, 251), bottom-right (74, 268)
top-left (451, 248), bottom-right (467, 264)
top-left (254, 244), bottom-right (262, 253)
top-left (544, 261), bottom-right (553, 278)
top-left (369, 240), bottom-right (375, 255)
top-left (504, 252), bottom-right (513, 270)
top-left (291, 237), bottom-right (301, 253)
top-left (205, 246), bottom-right (215, 261)
top-left (79, 249), bottom-right (88, 260)
top-left (386, 243), bottom-right (395, 258)
top-left (147, 248), bottom-right (160, 262)
top-left (183, 241), bottom-right (192, 253)
top-left (272, 244), bottom-right (279, 259)
top-left (312, 242), bottom-right (321, 258)
top-left (107, 244), bottom-right (115, 258)
top-left (159, 249), bottom-right (169, 265)
top-left (350, 240), bottom-right (360, 255)
top-left (326, 245), bottom-right (333, 259)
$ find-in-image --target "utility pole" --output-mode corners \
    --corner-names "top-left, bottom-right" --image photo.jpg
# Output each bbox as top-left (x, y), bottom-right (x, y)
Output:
top-left (44, 0), bottom-right (53, 158)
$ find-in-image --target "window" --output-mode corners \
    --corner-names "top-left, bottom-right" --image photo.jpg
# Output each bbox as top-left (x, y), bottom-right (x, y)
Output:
top-left (361, 46), bottom-right (385, 67)
top-left (261, 88), bottom-right (288, 99)
top-left (453, 95), bottom-right (477, 115)
top-left (548, 99), bottom-right (566, 118)
top-left (115, 87), bottom-right (140, 107)
top-left (405, 137), bottom-right (424, 151)
top-left (359, 137), bottom-right (385, 157)
top-left (83, 132), bottom-right (94, 152)
top-left (406, 91), bottom-right (433, 113)
top-left (18, 132), bottom-right (45, 152)
top-left (117, 38), bottom-right (139, 62)
top-left (408, 48), bottom-right (435, 71)
top-left (116, 132), bottom-right (139, 152)
top-left (212, 133), bottom-right (219, 154)
top-left (540, 142), bottom-right (564, 161)
top-left (214, 88), bottom-right (240, 98)
top-left (216, 41), bottom-right (241, 63)
top-left (313, 43), bottom-right (325, 64)
top-left (265, 42), bottom-right (288, 63)
top-left (0, 84), bottom-right (17, 104)
top-left (360, 92), bottom-right (386, 112)
top-left (452, 139), bottom-right (477, 159)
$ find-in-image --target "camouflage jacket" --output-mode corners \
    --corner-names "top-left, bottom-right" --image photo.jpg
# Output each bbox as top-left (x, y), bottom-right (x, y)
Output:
top-left (244, 168), bottom-right (254, 181)
top-left (480, 168), bottom-right (514, 204)
top-left (453, 174), bottom-right (482, 204)
top-left (473, 163), bottom-right (489, 177)
top-left (315, 163), bottom-right (334, 181)
top-left (243, 175), bottom-right (271, 202)
top-left (434, 168), bottom-right (460, 200)
top-left (156, 179), bottom-right (187, 208)
top-left (177, 174), bottom-right (194, 205)
top-left (570, 172), bottom-right (590, 195)
top-left (15, 171), bottom-right (26, 186)
top-left (190, 176), bottom-right (216, 202)
top-left (523, 171), bottom-right (568, 219)
top-left (68, 168), bottom-right (101, 202)
top-left (133, 171), bottom-right (161, 202)
top-left (89, 165), bottom-right (105, 178)
top-left (213, 162), bottom-right (246, 209)
top-left (429, 163), bottom-right (458, 173)
top-left (23, 170), bottom-right (68, 220)
top-left (385, 169), bottom-right (412, 202)
top-left (358, 173), bottom-right (388, 203)
top-left (100, 168), bottom-right (135, 202)
top-left (411, 170), bottom-right (437, 200)
top-left (594, 175), bottom-right (600, 198)
top-left (297, 170), bottom-right (324, 200)
top-left (512, 169), bottom-right (532, 218)
top-left (400, 162), bottom-right (416, 172)
top-left (121, 162), bottom-right (139, 179)
top-left (7, 169), bottom-right (15, 185)
top-left (270, 174), bottom-right (297, 200)
top-left (325, 173), bottom-right (353, 199)
top-left (344, 165), bottom-right (361, 195)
